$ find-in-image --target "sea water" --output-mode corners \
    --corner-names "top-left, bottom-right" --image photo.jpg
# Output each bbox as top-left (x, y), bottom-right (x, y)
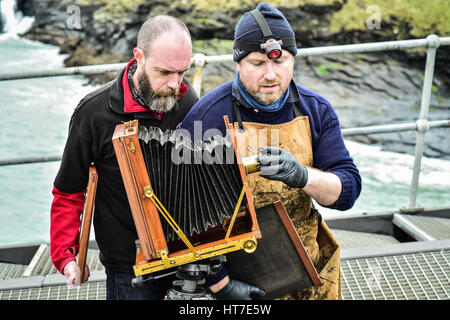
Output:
top-left (0, 36), bottom-right (97, 245)
top-left (0, 36), bottom-right (449, 246)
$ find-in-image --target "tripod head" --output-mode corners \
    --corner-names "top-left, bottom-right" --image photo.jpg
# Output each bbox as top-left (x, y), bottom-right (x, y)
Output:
top-left (131, 255), bottom-right (226, 300)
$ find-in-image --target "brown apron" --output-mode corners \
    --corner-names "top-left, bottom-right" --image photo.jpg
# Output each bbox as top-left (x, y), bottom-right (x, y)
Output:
top-left (233, 102), bottom-right (342, 300)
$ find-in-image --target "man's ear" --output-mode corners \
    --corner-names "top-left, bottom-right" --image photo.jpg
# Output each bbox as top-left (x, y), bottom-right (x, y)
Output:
top-left (133, 47), bottom-right (145, 66)
top-left (235, 62), bottom-right (241, 72)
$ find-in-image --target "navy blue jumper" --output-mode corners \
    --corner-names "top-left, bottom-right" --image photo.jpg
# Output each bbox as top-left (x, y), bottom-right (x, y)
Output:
top-left (180, 80), bottom-right (362, 212)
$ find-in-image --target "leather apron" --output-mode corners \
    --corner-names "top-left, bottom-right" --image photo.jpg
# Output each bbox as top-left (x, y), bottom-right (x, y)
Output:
top-left (232, 98), bottom-right (342, 300)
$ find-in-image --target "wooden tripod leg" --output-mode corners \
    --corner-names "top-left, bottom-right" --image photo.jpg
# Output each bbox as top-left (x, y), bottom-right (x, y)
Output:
top-left (77, 166), bottom-right (98, 282)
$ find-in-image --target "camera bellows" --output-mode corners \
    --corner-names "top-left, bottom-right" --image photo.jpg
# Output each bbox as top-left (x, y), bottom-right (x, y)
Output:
top-left (138, 126), bottom-right (244, 243)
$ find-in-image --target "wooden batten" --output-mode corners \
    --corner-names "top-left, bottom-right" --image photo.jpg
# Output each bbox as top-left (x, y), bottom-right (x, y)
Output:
top-left (112, 120), bottom-right (168, 260)
top-left (273, 201), bottom-right (322, 286)
top-left (77, 166), bottom-right (98, 281)
top-left (224, 115), bottom-right (261, 237)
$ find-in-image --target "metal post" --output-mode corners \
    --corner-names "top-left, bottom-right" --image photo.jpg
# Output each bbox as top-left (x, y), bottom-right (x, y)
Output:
top-left (408, 34), bottom-right (440, 208)
top-left (191, 53), bottom-right (206, 97)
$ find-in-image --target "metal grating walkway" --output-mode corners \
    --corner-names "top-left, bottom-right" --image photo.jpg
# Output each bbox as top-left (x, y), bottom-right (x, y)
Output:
top-left (1, 248), bottom-right (449, 300)
top-left (23, 244), bottom-right (104, 277)
top-left (341, 249), bottom-right (450, 300)
top-left (0, 281), bottom-right (106, 300)
top-left (0, 243), bottom-right (107, 300)
top-left (331, 229), bottom-right (399, 249)
top-left (393, 214), bottom-right (450, 241)
top-left (1, 211), bottom-right (449, 301)
top-left (0, 263), bottom-right (27, 280)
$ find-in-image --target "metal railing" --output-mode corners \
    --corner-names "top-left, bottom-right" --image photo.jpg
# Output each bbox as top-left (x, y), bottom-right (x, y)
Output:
top-left (1, 35), bottom-right (449, 209)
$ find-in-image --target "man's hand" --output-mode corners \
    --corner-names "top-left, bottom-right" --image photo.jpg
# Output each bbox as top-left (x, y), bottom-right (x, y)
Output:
top-left (258, 146), bottom-right (308, 188)
top-left (63, 260), bottom-right (90, 286)
top-left (214, 278), bottom-right (266, 300)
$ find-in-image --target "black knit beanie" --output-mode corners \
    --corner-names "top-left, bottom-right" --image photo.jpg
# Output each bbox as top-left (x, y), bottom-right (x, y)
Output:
top-left (233, 2), bottom-right (298, 62)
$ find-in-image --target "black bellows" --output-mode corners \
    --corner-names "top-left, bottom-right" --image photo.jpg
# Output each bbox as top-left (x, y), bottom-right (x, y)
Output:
top-left (138, 126), bottom-right (244, 243)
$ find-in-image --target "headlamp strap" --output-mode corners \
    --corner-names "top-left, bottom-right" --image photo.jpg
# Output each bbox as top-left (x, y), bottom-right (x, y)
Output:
top-left (234, 38), bottom-right (296, 52)
top-left (249, 9), bottom-right (274, 40)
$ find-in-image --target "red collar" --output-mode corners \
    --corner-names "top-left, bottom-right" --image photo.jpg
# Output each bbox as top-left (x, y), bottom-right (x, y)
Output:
top-left (122, 58), bottom-right (188, 120)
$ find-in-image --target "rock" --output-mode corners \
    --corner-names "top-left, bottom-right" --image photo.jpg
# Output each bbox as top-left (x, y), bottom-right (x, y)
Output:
top-left (16, 0), bottom-right (450, 159)
top-left (291, 52), bottom-right (450, 160)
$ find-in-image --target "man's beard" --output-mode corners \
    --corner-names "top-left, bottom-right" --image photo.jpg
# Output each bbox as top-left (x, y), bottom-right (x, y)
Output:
top-left (138, 71), bottom-right (179, 113)
top-left (253, 91), bottom-right (279, 105)
top-left (244, 81), bottom-right (283, 106)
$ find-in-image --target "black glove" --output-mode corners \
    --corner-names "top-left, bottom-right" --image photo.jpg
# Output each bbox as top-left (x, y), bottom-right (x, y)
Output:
top-left (214, 279), bottom-right (266, 300)
top-left (258, 146), bottom-right (308, 189)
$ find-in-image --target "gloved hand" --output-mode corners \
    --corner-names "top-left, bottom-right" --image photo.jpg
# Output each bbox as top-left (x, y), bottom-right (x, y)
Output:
top-left (63, 260), bottom-right (90, 286)
top-left (258, 146), bottom-right (308, 188)
top-left (214, 279), bottom-right (266, 300)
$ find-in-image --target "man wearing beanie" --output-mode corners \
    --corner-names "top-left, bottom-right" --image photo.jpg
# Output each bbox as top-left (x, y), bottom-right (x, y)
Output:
top-left (180, 2), bottom-right (361, 300)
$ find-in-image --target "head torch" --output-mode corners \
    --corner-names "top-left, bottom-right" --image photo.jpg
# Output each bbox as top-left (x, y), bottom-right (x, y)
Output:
top-left (261, 38), bottom-right (283, 60)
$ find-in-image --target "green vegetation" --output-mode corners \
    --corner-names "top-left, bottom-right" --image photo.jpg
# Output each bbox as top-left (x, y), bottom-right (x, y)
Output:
top-left (418, 73), bottom-right (439, 93)
top-left (190, 0), bottom-right (336, 11)
top-left (314, 62), bottom-right (343, 76)
top-left (330, 0), bottom-right (450, 39)
top-left (79, 0), bottom-right (449, 40)
top-left (81, 0), bottom-right (146, 22)
top-left (192, 39), bottom-right (234, 55)
top-left (191, 0), bottom-right (449, 39)
top-left (314, 65), bottom-right (330, 76)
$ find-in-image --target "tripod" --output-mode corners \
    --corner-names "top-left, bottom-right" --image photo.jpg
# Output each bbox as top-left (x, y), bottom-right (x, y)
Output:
top-left (131, 256), bottom-right (225, 300)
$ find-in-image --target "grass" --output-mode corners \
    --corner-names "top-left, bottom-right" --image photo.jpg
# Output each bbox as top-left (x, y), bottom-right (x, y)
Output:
top-left (314, 62), bottom-right (343, 76)
top-left (78, 0), bottom-right (449, 40)
top-left (329, 0), bottom-right (450, 39)
top-left (190, 0), bottom-right (337, 11)
top-left (192, 39), bottom-right (234, 55)
top-left (191, 0), bottom-right (449, 39)
top-left (80, 0), bottom-right (146, 22)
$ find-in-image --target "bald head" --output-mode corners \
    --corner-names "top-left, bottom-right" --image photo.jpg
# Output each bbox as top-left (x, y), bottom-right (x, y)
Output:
top-left (137, 15), bottom-right (191, 56)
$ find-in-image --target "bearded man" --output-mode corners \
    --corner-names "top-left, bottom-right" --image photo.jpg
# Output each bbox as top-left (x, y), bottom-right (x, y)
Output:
top-left (180, 2), bottom-right (361, 300)
top-left (50, 15), bottom-right (198, 300)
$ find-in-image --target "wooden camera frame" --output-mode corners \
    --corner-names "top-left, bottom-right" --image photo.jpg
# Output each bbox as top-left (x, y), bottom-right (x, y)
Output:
top-left (111, 118), bottom-right (262, 277)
